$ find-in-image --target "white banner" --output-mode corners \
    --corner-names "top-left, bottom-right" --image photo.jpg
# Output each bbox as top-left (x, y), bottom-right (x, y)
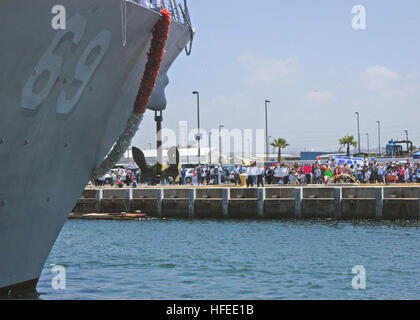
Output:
top-left (331, 155), bottom-right (364, 166)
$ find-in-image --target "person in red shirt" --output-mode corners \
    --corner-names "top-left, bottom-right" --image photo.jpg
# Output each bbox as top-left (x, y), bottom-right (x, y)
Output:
top-left (334, 166), bottom-right (342, 183)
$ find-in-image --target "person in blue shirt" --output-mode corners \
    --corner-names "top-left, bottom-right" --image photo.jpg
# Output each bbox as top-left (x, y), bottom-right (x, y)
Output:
top-left (416, 166), bottom-right (420, 183)
top-left (180, 166), bottom-right (186, 185)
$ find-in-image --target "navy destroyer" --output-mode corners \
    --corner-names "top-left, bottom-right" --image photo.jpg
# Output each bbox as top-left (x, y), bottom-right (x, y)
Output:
top-left (0, 0), bottom-right (193, 294)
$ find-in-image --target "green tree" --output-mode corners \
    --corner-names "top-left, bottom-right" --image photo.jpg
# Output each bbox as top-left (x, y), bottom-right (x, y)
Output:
top-left (338, 135), bottom-right (358, 156)
top-left (270, 138), bottom-right (290, 162)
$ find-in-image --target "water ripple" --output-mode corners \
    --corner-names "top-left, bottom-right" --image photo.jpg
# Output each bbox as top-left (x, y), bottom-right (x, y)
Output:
top-left (36, 219), bottom-right (420, 299)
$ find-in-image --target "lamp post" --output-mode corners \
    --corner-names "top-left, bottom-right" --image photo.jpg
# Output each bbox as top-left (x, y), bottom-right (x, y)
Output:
top-left (265, 100), bottom-right (270, 163)
top-left (366, 133), bottom-right (369, 155)
top-left (192, 91), bottom-right (200, 165)
top-left (404, 128), bottom-right (409, 153)
top-left (218, 124), bottom-right (223, 164)
top-left (376, 121), bottom-right (381, 156)
top-left (208, 132), bottom-right (212, 165)
top-left (355, 112), bottom-right (360, 154)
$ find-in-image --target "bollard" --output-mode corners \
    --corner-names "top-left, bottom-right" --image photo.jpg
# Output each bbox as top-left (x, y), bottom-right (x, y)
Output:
top-left (95, 189), bottom-right (103, 213)
top-left (188, 188), bottom-right (196, 219)
top-left (376, 187), bottom-right (383, 219)
top-left (334, 188), bottom-right (342, 219)
top-left (294, 187), bottom-right (303, 219)
top-left (222, 188), bottom-right (230, 218)
top-left (156, 188), bottom-right (163, 218)
top-left (258, 188), bottom-right (265, 218)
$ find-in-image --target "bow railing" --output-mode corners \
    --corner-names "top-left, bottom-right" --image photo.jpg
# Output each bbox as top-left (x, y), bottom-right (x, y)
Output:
top-left (164, 0), bottom-right (194, 55)
top-left (129, 0), bottom-right (194, 55)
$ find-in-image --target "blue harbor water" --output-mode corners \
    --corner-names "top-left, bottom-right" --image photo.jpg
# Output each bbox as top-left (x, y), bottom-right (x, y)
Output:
top-left (37, 219), bottom-right (420, 299)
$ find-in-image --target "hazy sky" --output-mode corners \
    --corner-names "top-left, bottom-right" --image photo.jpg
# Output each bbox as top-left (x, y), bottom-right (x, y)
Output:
top-left (132, 0), bottom-right (420, 155)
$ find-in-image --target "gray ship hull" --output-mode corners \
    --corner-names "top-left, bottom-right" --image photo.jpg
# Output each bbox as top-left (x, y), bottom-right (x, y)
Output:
top-left (0, 0), bottom-right (190, 291)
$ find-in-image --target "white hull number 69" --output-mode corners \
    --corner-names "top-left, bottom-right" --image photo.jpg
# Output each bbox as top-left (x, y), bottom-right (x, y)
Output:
top-left (21, 14), bottom-right (111, 115)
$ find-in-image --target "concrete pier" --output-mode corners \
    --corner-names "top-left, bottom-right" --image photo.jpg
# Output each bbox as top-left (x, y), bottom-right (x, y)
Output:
top-left (376, 187), bottom-right (384, 220)
top-left (222, 189), bottom-right (230, 218)
top-left (188, 189), bottom-right (196, 219)
top-left (258, 188), bottom-right (265, 218)
top-left (72, 186), bottom-right (420, 220)
top-left (294, 188), bottom-right (303, 219)
top-left (334, 188), bottom-right (342, 219)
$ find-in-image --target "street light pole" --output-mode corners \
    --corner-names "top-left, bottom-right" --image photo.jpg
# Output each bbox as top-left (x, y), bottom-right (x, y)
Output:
top-left (355, 112), bottom-right (360, 154)
top-left (265, 100), bottom-right (270, 163)
top-left (377, 121), bottom-right (381, 156)
top-left (209, 132), bottom-right (212, 165)
top-left (366, 133), bottom-right (369, 155)
top-left (192, 91), bottom-right (200, 165)
top-left (218, 125), bottom-right (223, 164)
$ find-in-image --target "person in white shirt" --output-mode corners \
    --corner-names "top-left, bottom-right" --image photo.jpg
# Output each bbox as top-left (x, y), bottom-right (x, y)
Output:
top-left (250, 165), bottom-right (258, 186)
top-left (274, 166), bottom-right (282, 184)
top-left (377, 165), bottom-right (385, 183)
top-left (256, 167), bottom-right (264, 187)
top-left (279, 165), bottom-right (289, 184)
top-left (246, 166), bottom-right (253, 187)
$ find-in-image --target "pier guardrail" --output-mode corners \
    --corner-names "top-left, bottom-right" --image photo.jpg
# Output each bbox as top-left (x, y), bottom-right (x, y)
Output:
top-left (73, 186), bottom-right (420, 220)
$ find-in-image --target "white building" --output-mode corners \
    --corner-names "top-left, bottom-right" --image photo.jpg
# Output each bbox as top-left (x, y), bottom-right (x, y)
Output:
top-left (121, 147), bottom-right (297, 165)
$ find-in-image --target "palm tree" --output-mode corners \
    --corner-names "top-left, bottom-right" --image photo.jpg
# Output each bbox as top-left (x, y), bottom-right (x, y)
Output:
top-left (270, 138), bottom-right (290, 162)
top-left (338, 135), bottom-right (358, 156)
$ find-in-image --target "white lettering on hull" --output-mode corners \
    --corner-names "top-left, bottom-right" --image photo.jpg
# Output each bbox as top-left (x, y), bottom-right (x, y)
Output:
top-left (21, 14), bottom-right (112, 116)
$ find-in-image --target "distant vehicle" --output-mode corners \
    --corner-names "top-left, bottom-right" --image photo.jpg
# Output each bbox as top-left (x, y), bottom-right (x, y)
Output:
top-left (102, 169), bottom-right (126, 184)
top-left (100, 167), bottom-right (134, 184)
top-left (103, 170), bottom-right (115, 185)
top-left (182, 163), bottom-right (197, 169)
top-left (221, 164), bottom-right (235, 172)
top-left (318, 154), bottom-right (346, 161)
top-left (184, 168), bottom-right (194, 184)
top-left (353, 153), bottom-right (368, 158)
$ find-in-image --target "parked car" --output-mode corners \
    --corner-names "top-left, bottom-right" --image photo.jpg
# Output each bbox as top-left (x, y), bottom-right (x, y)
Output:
top-left (103, 170), bottom-right (115, 185)
top-left (184, 168), bottom-right (194, 184)
top-left (101, 169), bottom-right (128, 185)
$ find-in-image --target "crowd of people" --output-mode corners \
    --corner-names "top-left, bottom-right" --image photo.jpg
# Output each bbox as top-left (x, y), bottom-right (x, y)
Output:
top-left (179, 165), bottom-right (230, 185)
top-left (91, 158), bottom-right (420, 188)
top-left (262, 159), bottom-right (420, 185)
top-left (182, 159), bottom-right (420, 186)
top-left (93, 168), bottom-right (141, 188)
